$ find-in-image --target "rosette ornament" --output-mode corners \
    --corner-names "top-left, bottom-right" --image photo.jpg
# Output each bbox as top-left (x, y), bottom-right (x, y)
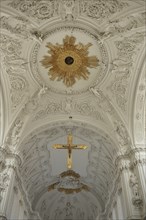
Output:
top-left (41, 35), bottom-right (99, 87)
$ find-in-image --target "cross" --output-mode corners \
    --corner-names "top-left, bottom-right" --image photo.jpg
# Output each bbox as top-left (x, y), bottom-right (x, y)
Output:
top-left (52, 134), bottom-right (88, 169)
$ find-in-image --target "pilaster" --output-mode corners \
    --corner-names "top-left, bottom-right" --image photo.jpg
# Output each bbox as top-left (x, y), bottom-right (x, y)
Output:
top-left (116, 155), bottom-right (143, 219)
top-left (118, 157), bottom-right (132, 218)
top-left (130, 148), bottom-right (146, 219)
top-left (0, 158), bottom-right (17, 217)
top-left (116, 189), bottom-right (124, 219)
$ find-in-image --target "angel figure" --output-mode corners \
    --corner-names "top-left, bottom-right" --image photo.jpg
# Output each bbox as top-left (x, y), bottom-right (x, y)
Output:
top-left (63, 0), bottom-right (75, 20)
top-left (38, 85), bottom-right (48, 99)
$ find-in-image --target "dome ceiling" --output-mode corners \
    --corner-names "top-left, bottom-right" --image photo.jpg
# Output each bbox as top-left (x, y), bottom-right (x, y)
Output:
top-left (0, 0), bottom-right (145, 219)
top-left (30, 27), bottom-right (108, 94)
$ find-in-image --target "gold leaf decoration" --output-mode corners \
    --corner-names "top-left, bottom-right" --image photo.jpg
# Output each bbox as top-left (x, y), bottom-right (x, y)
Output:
top-left (40, 35), bottom-right (99, 87)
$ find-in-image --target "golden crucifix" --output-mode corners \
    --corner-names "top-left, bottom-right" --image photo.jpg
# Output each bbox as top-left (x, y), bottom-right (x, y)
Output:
top-left (52, 134), bottom-right (88, 169)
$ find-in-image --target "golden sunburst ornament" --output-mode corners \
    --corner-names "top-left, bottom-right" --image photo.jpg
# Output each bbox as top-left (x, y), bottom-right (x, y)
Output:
top-left (40, 35), bottom-right (99, 87)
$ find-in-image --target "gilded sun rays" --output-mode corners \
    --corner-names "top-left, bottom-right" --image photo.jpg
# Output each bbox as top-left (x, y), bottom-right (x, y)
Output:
top-left (40, 35), bottom-right (99, 87)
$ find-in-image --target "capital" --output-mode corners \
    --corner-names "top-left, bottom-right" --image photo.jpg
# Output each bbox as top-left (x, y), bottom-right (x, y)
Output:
top-left (116, 156), bottom-right (131, 172)
top-left (130, 149), bottom-right (146, 168)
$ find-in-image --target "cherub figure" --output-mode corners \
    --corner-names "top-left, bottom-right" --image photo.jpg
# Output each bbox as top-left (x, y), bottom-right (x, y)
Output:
top-left (129, 173), bottom-right (139, 196)
top-left (38, 85), bottom-right (48, 99)
top-left (63, 0), bottom-right (75, 20)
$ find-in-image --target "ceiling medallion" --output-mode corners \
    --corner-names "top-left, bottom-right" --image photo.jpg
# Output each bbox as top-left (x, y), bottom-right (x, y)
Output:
top-left (48, 170), bottom-right (90, 194)
top-left (40, 35), bottom-right (99, 87)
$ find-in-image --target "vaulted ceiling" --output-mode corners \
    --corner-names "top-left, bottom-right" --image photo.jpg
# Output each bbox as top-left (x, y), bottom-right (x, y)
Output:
top-left (0, 0), bottom-right (145, 219)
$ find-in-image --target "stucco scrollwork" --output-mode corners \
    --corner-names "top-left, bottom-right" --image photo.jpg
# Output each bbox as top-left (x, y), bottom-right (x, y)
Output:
top-left (129, 173), bottom-right (143, 208)
top-left (0, 35), bottom-right (22, 59)
top-left (129, 173), bottom-right (139, 196)
top-left (114, 120), bottom-right (130, 149)
top-left (5, 118), bottom-right (24, 150)
top-left (23, 97), bottom-right (38, 115)
top-left (0, 15), bottom-right (45, 42)
top-left (63, 202), bottom-right (74, 218)
top-left (33, 98), bottom-right (104, 122)
top-left (0, 15), bottom-right (31, 39)
top-left (0, 170), bottom-right (9, 202)
top-left (108, 32), bottom-right (145, 112)
top-left (0, 34), bottom-right (29, 110)
top-left (62, 97), bottom-right (73, 114)
top-left (101, 12), bottom-right (146, 39)
top-left (80, 0), bottom-right (128, 22)
top-left (134, 72), bottom-right (145, 143)
top-left (89, 86), bottom-right (131, 151)
top-left (20, 88), bottom-right (46, 116)
top-left (11, 120), bottom-right (23, 146)
top-left (53, 202), bottom-right (77, 220)
top-left (61, 0), bottom-right (76, 21)
top-left (8, 0), bottom-right (59, 22)
top-left (10, 76), bottom-right (27, 91)
top-left (89, 87), bottom-right (114, 115)
top-left (9, 75), bottom-right (28, 110)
